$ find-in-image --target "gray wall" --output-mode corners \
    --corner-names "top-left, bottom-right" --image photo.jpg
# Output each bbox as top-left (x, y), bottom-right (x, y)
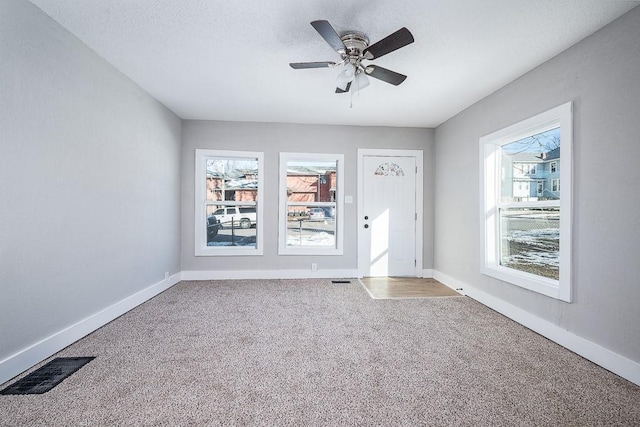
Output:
top-left (0, 0), bottom-right (182, 362)
top-left (181, 121), bottom-right (434, 273)
top-left (434, 7), bottom-right (640, 361)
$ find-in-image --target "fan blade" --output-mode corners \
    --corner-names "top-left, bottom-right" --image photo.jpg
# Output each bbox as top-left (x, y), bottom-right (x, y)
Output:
top-left (363, 27), bottom-right (414, 60)
top-left (365, 65), bottom-right (407, 86)
top-left (290, 61), bottom-right (336, 69)
top-left (335, 82), bottom-right (352, 93)
top-left (311, 20), bottom-right (346, 53)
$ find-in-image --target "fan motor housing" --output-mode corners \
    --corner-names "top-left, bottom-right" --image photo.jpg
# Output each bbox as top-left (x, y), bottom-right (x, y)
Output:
top-left (340, 32), bottom-right (369, 63)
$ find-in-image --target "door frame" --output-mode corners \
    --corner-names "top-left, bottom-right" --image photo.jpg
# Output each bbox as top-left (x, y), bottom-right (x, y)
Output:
top-left (357, 149), bottom-right (424, 278)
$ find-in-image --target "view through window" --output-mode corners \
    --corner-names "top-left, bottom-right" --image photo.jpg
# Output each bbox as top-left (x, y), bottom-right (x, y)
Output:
top-left (279, 153), bottom-right (344, 255)
top-left (499, 128), bottom-right (560, 280)
top-left (195, 150), bottom-right (263, 256)
top-left (481, 102), bottom-right (572, 301)
top-left (205, 158), bottom-right (259, 247)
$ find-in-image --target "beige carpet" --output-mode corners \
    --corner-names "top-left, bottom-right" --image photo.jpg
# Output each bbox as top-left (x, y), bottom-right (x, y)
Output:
top-left (1, 279), bottom-right (639, 426)
top-left (360, 276), bottom-right (462, 298)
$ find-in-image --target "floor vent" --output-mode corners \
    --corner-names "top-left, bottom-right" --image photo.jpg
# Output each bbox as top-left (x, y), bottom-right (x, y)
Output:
top-left (332, 280), bottom-right (351, 284)
top-left (0, 357), bottom-right (95, 395)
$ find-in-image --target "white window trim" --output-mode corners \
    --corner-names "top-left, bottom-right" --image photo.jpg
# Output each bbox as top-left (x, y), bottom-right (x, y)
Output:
top-left (480, 102), bottom-right (572, 302)
top-left (194, 149), bottom-right (264, 256)
top-left (278, 152), bottom-right (344, 256)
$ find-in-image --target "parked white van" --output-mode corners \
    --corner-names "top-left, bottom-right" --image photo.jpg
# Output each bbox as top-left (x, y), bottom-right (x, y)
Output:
top-left (212, 207), bottom-right (257, 229)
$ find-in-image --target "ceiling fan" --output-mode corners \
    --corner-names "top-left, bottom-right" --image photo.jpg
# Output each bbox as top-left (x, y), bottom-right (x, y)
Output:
top-left (290, 20), bottom-right (414, 93)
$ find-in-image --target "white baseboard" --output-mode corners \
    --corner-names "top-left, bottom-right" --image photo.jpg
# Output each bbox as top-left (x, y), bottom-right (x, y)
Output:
top-left (433, 270), bottom-right (640, 386)
top-left (181, 269), bottom-right (360, 281)
top-left (422, 268), bottom-right (434, 278)
top-left (0, 273), bottom-right (181, 386)
top-left (5, 270), bottom-right (638, 388)
top-left (433, 270), bottom-right (467, 294)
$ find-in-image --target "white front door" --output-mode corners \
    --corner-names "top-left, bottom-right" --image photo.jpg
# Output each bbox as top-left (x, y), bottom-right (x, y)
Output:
top-left (359, 152), bottom-right (420, 277)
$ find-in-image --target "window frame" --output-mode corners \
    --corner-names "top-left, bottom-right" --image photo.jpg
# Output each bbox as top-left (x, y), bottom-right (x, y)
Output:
top-left (480, 102), bottom-right (572, 302)
top-left (278, 152), bottom-right (344, 256)
top-left (194, 149), bottom-right (264, 256)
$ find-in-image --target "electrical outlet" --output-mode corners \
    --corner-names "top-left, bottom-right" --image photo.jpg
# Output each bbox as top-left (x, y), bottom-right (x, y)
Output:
top-left (164, 272), bottom-right (170, 280)
top-left (311, 263), bottom-right (318, 272)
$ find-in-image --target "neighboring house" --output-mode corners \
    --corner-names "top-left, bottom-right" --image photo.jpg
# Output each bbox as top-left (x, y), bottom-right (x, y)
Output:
top-left (542, 147), bottom-right (561, 198)
top-left (502, 147), bottom-right (560, 201)
top-left (286, 166), bottom-right (336, 213)
top-left (206, 169), bottom-right (258, 204)
top-left (205, 166), bottom-right (336, 217)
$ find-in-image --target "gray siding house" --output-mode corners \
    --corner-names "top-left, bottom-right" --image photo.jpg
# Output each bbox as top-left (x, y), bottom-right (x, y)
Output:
top-left (503, 147), bottom-right (560, 201)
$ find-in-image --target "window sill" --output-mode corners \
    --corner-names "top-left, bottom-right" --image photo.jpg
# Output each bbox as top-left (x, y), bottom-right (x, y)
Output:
top-left (195, 247), bottom-right (263, 257)
top-left (481, 264), bottom-right (569, 302)
top-left (278, 247), bottom-right (343, 256)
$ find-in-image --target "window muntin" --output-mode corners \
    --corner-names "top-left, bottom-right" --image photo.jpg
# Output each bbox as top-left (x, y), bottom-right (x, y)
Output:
top-left (195, 150), bottom-right (263, 256)
top-left (279, 153), bottom-right (344, 255)
top-left (481, 102), bottom-right (572, 301)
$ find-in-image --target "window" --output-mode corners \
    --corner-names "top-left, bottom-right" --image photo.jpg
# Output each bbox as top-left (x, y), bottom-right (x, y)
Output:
top-left (195, 149), bottom-right (264, 256)
top-left (514, 163), bottom-right (537, 176)
top-left (481, 102), bottom-right (572, 301)
top-left (279, 153), bottom-right (344, 255)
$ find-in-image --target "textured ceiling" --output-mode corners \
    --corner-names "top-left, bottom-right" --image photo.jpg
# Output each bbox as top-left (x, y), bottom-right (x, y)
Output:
top-left (27, 0), bottom-right (640, 128)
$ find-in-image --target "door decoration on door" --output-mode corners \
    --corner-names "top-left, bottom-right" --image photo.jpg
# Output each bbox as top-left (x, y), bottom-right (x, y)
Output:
top-left (374, 162), bottom-right (405, 177)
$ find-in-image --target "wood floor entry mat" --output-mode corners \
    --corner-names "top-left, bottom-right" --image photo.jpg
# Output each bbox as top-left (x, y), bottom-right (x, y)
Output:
top-left (1, 357), bottom-right (95, 395)
top-left (360, 277), bottom-right (463, 299)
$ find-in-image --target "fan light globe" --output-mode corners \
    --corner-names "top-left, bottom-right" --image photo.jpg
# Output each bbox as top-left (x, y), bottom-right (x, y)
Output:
top-left (355, 71), bottom-right (370, 91)
top-left (336, 63), bottom-right (356, 91)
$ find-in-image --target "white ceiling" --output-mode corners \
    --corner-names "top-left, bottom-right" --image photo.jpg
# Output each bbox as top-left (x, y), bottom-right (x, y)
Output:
top-left (28, 0), bottom-right (639, 128)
